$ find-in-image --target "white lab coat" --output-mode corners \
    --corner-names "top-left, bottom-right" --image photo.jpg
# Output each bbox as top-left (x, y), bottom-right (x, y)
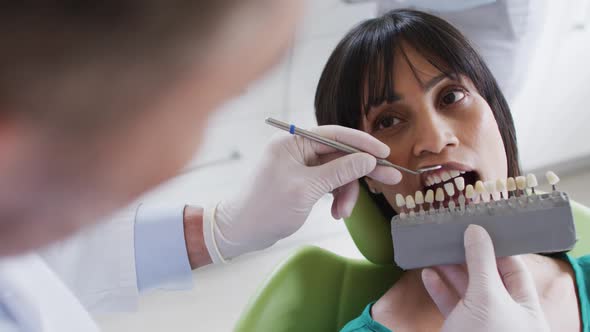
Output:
top-left (0, 207), bottom-right (139, 331)
top-left (0, 254), bottom-right (100, 332)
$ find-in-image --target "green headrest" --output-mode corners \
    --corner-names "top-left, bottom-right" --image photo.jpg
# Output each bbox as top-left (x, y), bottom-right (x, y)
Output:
top-left (344, 186), bottom-right (590, 265)
top-left (343, 186), bottom-right (394, 265)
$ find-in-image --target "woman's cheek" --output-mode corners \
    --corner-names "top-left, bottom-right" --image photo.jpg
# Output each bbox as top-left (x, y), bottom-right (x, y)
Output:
top-left (470, 102), bottom-right (509, 178)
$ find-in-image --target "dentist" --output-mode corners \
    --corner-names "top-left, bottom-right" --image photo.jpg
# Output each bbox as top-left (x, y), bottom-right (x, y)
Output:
top-left (0, 1), bottom-right (549, 331)
top-left (0, 2), bottom-right (399, 330)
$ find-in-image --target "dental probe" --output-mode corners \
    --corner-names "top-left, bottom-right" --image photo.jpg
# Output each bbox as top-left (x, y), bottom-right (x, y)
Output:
top-left (265, 117), bottom-right (441, 175)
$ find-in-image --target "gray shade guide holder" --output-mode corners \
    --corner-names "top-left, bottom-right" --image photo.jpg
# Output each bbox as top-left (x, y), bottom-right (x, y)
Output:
top-left (391, 192), bottom-right (577, 270)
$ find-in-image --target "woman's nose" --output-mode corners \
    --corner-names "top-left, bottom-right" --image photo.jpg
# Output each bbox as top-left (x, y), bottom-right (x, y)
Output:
top-left (412, 113), bottom-right (459, 157)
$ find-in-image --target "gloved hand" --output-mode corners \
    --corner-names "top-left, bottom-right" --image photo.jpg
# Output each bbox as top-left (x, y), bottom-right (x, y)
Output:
top-left (205, 125), bottom-right (401, 261)
top-left (421, 225), bottom-right (550, 332)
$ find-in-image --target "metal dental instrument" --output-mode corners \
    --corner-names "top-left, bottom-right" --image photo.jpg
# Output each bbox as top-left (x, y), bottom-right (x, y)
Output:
top-left (265, 117), bottom-right (441, 175)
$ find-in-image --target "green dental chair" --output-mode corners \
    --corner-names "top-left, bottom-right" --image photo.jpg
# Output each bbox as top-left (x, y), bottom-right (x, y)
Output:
top-left (234, 187), bottom-right (590, 331)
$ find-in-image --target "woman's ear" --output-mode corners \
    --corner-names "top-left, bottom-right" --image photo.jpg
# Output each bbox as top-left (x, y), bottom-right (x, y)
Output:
top-left (364, 177), bottom-right (382, 194)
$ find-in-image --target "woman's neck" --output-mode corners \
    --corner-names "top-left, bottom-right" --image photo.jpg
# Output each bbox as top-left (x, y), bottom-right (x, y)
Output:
top-left (371, 253), bottom-right (580, 332)
top-left (397, 253), bottom-right (567, 292)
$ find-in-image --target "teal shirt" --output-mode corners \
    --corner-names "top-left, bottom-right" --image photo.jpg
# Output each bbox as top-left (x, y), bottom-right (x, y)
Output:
top-left (341, 254), bottom-right (590, 332)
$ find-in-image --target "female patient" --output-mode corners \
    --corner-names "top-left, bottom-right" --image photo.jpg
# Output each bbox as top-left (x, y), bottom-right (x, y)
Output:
top-left (315, 9), bottom-right (587, 332)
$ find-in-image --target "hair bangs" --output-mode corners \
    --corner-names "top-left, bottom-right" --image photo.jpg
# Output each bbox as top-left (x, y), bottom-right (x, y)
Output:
top-left (346, 16), bottom-right (476, 118)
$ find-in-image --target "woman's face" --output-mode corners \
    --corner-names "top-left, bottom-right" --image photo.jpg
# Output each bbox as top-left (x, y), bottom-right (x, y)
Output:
top-left (362, 45), bottom-right (508, 212)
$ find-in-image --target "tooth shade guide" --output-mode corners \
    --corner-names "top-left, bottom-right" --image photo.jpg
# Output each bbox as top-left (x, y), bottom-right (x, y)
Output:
top-left (515, 176), bottom-right (527, 190)
top-left (496, 178), bottom-right (506, 194)
top-left (513, 176), bottom-right (525, 196)
top-left (526, 174), bottom-right (538, 194)
top-left (391, 170), bottom-right (573, 261)
top-left (465, 184), bottom-right (475, 200)
top-left (506, 177), bottom-right (517, 191)
top-left (406, 195), bottom-right (416, 209)
top-left (475, 181), bottom-right (485, 194)
top-left (424, 189), bottom-right (435, 212)
top-left (444, 182), bottom-right (455, 197)
top-left (546, 171), bottom-right (560, 191)
top-left (396, 193), bottom-right (406, 208)
top-left (526, 173), bottom-right (538, 187)
top-left (390, 189), bottom-right (576, 270)
top-left (415, 191), bottom-right (425, 212)
top-left (506, 177), bottom-right (517, 197)
top-left (492, 191), bottom-right (502, 201)
top-left (424, 189), bottom-right (434, 204)
top-left (454, 176), bottom-right (465, 191)
top-left (433, 188), bottom-right (442, 210)
top-left (448, 201), bottom-right (456, 211)
top-left (415, 191), bottom-right (425, 205)
top-left (484, 180), bottom-right (495, 194)
top-left (435, 188), bottom-right (445, 201)
top-left (458, 195), bottom-right (466, 211)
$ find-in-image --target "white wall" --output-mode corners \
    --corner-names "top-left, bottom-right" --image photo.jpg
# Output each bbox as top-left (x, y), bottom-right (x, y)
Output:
top-left (512, 0), bottom-right (590, 171)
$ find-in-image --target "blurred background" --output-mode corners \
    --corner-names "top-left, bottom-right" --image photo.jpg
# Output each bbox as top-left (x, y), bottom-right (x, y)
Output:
top-left (96, 0), bottom-right (590, 330)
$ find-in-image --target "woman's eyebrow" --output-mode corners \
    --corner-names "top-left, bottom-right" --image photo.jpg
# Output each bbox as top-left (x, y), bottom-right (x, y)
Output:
top-left (423, 73), bottom-right (449, 92)
top-left (365, 74), bottom-right (451, 117)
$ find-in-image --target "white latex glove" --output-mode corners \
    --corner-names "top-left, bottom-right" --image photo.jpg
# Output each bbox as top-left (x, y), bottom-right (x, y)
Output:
top-left (207, 125), bottom-right (402, 261)
top-left (421, 225), bottom-right (550, 332)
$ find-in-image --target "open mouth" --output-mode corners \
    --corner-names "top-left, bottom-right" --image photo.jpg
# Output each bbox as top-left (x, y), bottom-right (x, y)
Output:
top-left (421, 169), bottom-right (480, 207)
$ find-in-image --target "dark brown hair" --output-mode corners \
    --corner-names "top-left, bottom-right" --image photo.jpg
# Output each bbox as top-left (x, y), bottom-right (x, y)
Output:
top-left (315, 9), bottom-right (521, 218)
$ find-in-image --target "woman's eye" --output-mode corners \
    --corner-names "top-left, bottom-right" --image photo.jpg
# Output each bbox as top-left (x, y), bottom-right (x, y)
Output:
top-left (376, 115), bottom-right (401, 130)
top-left (441, 89), bottom-right (466, 106)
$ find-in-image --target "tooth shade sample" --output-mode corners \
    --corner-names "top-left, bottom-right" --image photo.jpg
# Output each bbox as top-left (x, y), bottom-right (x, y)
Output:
top-left (444, 182), bottom-right (455, 196)
top-left (458, 195), bottom-right (466, 205)
top-left (433, 175), bottom-right (442, 184)
top-left (441, 171), bottom-right (451, 182)
top-left (435, 188), bottom-right (445, 202)
top-left (454, 177), bottom-right (465, 191)
top-left (506, 177), bottom-right (517, 191)
top-left (546, 171), bottom-right (560, 185)
top-left (526, 174), bottom-right (538, 188)
top-left (475, 180), bottom-right (486, 194)
top-left (425, 189), bottom-right (435, 203)
top-left (415, 191), bottom-right (424, 205)
top-left (450, 170), bottom-right (460, 178)
top-left (484, 181), bottom-right (496, 194)
top-left (448, 201), bottom-right (456, 210)
top-left (405, 195), bottom-right (416, 209)
top-left (496, 178), bottom-right (507, 192)
top-left (396, 193), bottom-right (406, 208)
top-left (515, 176), bottom-right (527, 190)
top-left (465, 184), bottom-right (475, 199)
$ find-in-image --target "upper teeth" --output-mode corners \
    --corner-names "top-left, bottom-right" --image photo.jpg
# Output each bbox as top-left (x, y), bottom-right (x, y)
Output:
top-left (425, 170), bottom-right (465, 187)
